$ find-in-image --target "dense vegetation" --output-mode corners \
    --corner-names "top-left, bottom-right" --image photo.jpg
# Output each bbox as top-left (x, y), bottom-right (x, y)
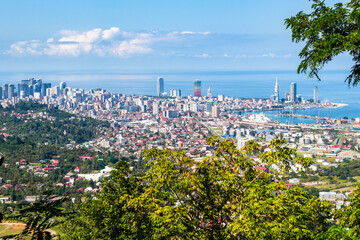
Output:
top-left (59, 138), bottom-right (360, 239)
top-left (0, 102), bottom-right (119, 206)
top-left (0, 101), bottom-right (109, 145)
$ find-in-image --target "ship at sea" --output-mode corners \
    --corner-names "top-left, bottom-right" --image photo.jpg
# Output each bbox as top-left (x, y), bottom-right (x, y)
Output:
top-left (242, 113), bottom-right (272, 123)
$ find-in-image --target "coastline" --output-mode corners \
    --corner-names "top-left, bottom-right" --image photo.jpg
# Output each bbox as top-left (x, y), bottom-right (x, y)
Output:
top-left (330, 103), bottom-right (349, 108)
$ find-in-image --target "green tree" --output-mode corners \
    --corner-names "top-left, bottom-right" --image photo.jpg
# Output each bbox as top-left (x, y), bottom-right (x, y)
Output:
top-left (285, 0), bottom-right (360, 86)
top-left (61, 160), bottom-right (152, 239)
top-left (0, 154), bottom-right (4, 222)
top-left (337, 184), bottom-right (360, 238)
top-left (4, 193), bottom-right (73, 240)
top-left (62, 137), bottom-right (332, 239)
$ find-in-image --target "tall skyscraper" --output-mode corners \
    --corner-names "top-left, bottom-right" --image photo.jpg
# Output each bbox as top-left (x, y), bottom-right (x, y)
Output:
top-left (290, 82), bottom-right (297, 103)
top-left (314, 86), bottom-right (318, 103)
top-left (206, 101), bottom-right (213, 113)
top-left (3, 84), bottom-right (8, 99)
top-left (41, 83), bottom-right (52, 97)
top-left (60, 82), bottom-right (67, 94)
top-left (194, 79), bottom-right (201, 97)
top-left (207, 87), bottom-right (212, 98)
top-left (157, 77), bottom-right (164, 97)
top-left (8, 84), bottom-right (15, 99)
top-left (275, 78), bottom-right (279, 103)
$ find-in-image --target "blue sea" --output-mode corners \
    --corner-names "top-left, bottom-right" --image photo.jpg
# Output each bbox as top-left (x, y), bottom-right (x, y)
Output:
top-left (0, 70), bottom-right (359, 124)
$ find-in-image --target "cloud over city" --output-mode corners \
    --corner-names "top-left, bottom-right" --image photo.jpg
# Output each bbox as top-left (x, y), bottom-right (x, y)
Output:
top-left (5, 27), bottom-right (211, 57)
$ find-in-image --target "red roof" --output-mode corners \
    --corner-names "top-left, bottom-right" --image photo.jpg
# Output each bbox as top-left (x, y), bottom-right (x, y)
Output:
top-left (1, 133), bottom-right (9, 138)
top-left (254, 166), bottom-right (267, 172)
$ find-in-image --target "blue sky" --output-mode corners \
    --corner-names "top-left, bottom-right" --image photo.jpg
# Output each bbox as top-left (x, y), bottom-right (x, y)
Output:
top-left (0, 0), bottom-right (352, 72)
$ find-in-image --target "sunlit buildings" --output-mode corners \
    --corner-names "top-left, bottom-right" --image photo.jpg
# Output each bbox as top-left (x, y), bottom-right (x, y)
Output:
top-left (157, 77), bottom-right (164, 97)
top-left (212, 105), bottom-right (220, 118)
top-left (207, 87), bottom-right (212, 98)
top-left (169, 89), bottom-right (181, 97)
top-left (290, 82), bottom-right (297, 103)
top-left (314, 86), bottom-right (318, 103)
top-left (194, 79), bottom-right (201, 97)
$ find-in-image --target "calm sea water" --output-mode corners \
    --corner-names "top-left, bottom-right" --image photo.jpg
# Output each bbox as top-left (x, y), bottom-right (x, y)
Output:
top-left (0, 70), bottom-right (359, 123)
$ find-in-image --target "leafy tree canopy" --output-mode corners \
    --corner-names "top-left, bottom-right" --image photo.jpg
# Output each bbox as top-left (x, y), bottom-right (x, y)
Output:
top-left (285, 0), bottom-right (360, 86)
top-left (62, 137), bottom-right (335, 239)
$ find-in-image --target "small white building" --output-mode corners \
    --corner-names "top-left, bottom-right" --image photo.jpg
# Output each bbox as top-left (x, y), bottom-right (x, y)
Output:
top-left (319, 192), bottom-right (346, 201)
top-left (289, 178), bottom-right (300, 184)
top-left (309, 164), bottom-right (319, 171)
top-left (78, 173), bottom-right (105, 182)
top-left (100, 166), bottom-right (115, 174)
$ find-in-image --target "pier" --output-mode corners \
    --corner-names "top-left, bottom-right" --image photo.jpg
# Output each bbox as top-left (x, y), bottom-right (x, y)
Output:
top-left (276, 113), bottom-right (330, 121)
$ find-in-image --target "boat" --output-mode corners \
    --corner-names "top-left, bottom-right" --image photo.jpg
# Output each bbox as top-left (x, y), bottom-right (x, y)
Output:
top-left (242, 113), bottom-right (272, 123)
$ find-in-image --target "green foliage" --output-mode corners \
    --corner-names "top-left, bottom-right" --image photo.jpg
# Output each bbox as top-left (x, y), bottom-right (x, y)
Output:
top-left (338, 184), bottom-right (360, 238)
top-left (3, 193), bottom-right (73, 240)
top-left (0, 102), bottom-right (109, 145)
top-left (62, 137), bottom-right (332, 239)
top-left (0, 154), bottom-right (3, 222)
top-left (61, 160), bottom-right (151, 239)
top-left (285, 0), bottom-right (360, 86)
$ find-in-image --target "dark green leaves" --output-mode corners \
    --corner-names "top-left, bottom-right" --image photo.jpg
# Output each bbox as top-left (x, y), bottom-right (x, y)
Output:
top-left (285, 0), bottom-right (360, 86)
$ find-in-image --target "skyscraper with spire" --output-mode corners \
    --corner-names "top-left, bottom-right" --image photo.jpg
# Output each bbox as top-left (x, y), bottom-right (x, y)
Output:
top-left (275, 78), bottom-right (279, 103)
top-left (207, 87), bottom-right (212, 98)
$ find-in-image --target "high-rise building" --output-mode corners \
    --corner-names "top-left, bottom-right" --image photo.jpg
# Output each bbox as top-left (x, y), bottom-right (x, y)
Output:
top-left (194, 79), bottom-right (201, 97)
top-left (207, 87), bottom-right (212, 98)
top-left (206, 101), bottom-right (213, 112)
top-left (157, 77), bottom-right (164, 97)
top-left (41, 83), bottom-right (52, 96)
top-left (275, 78), bottom-right (279, 103)
top-left (314, 86), bottom-right (318, 103)
top-left (0, 87), bottom-right (2, 99)
top-left (3, 84), bottom-right (9, 99)
top-left (212, 105), bottom-right (220, 118)
top-left (290, 82), bottom-right (297, 103)
top-left (60, 82), bottom-right (67, 94)
top-left (8, 84), bottom-right (15, 99)
top-left (153, 103), bottom-right (159, 115)
top-left (18, 83), bottom-right (29, 97)
top-left (169, 89), bottom-right (181, 97)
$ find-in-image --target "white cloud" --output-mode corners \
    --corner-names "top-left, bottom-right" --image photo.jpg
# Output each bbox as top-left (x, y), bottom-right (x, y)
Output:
top-left (235, 54), bottom-right (247, 58)
top-left (261, 53), bottom-right (276, 58)
top-left (5, 27), bottom-right (211, 57)
top-left (283, 54), bottom-right (292, 58)
top-left (181, 31), bottom-right (210, 35)
top-left (59, 28), bottom-right (102, 43)
top-left (6, 40), bottom-right (42, 55)
top-left (102, 27), bottom-right (120, 40)
top-left (194, 53), bottom-right (210, 58)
